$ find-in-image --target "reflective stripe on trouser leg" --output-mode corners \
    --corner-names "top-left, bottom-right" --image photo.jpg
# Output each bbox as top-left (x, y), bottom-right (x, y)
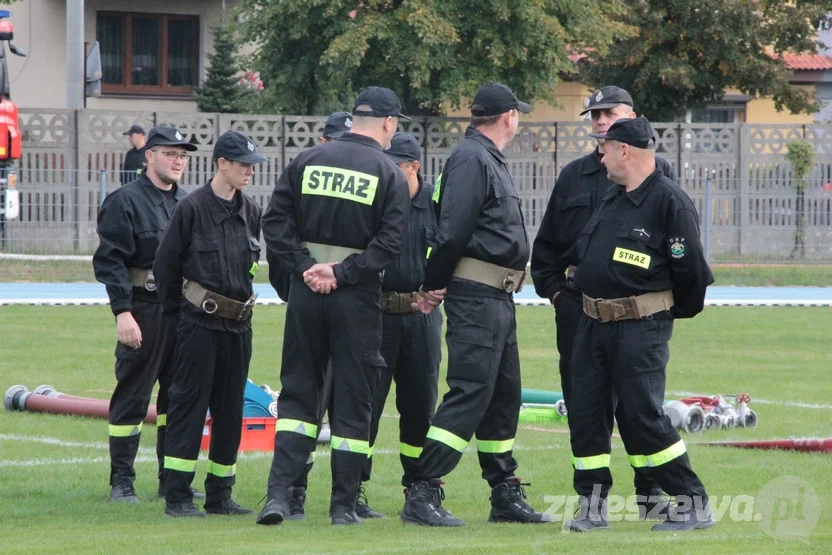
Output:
top-left (109, 422), bottom-right (142, 437)
top-left (476, 438), bottom-right (515, 454)
top-left (571, 453), bottom-right (612, 471)
top-left (426, 426), bottom-right (468, 452)
top-left (400, 442), bottom-right (423, 458)
top-left (207, 460), bottom-right (236, 478)
top-left (330, 435), bottom-right (372, 455)
top-left (627, 440), bottom-right (686, 468)
top-left (156, 414), bottom-right (167, 427)
top-left (165, 456), bottom-right (198, 473)
top-left (276, 418), bottom-right (319, 439)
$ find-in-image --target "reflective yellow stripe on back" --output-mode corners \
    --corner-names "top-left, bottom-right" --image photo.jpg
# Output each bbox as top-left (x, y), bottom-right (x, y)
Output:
top-left (302, 165), bottom-right (378, 205)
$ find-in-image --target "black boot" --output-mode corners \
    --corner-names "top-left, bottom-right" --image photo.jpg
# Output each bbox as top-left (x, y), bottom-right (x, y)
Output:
top-left (205, 498), bottom-right (254, 515)
top-left (488, 477), bottom-right (554, 524)
top-left (637, 489), bottom-right (671, 521)
top-left (165, 502), bottom-right (206, 518)
top-left (256, 487), bottom-right (289, 525)
top-left (109, 477), bottom-right (139, 504)
top-left (400, 480), bottom-right (465, 527)
top-left (331, 503), bottom-right (364, 526)
top-left (355, 484), bottom-right (386, 519)
top-left (565, 495), bottom-right (609, 532)
top-left (652, 501), bottom-right (716, 532)
top-left (285, 487), bottom-right (307, 521)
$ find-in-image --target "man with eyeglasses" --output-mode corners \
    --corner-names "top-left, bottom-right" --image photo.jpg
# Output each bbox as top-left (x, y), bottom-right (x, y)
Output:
top-left (93, 126), bottom-right (198, 504)
top-left (154, 131), bottom-right (266, 518)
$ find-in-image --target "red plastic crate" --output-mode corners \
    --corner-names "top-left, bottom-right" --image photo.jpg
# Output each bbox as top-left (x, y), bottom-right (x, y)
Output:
top-left (200, 417), bottom-right (276, 452)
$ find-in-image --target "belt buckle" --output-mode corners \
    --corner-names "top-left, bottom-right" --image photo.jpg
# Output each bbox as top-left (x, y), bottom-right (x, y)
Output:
top-left (238, 293), bottom-right (258, 321)
top-left (597, 301), bottom-right (616, 323)
top-left (201, 297), bottom-right (219, 315)
top-left (144, 271), bottom-right (157, 292)
top-left (502, 272), bottom-right (518, 293)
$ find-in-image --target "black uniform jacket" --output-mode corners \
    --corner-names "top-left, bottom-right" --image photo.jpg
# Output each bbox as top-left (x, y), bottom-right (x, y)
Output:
top-left (573, 169), bottom-right (714, 319)
top-left (154, 183), bottom-right (262, 333)
top-left (383, 175), bottom-right (437, 293)
top-left (261, 133), bottom-right (409, 294)
top-left (531, 148), bottom-right (676, 301)
top-left (423, 127), bottom-right (530, 291)
top-left (93, 173), bottom-right (186, 315)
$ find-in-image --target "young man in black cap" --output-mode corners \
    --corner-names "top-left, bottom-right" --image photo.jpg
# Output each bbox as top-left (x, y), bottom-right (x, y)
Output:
top-left (122, 125), bottom-right (147, 186)
top-left (402, 83), bottom-right (552, 527)
top-left (153, 131), bottom-right (266, 518)
top-left (319, 112), bottom-right (353, 144)
top-left (531, 85), bottom-right (676, 522)
top-left (93, 126), bottom-right (198, 503)
top-left (565, 116), bottom-right (715, 532)
top-left (257, 86), bottom-right (409, 526)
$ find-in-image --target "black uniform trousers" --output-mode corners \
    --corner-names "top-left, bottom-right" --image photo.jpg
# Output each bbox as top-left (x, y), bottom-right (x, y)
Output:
top-left (414, 279), bottom-right (520, 488)
top-left (267, 280), bottom-right (384, 510)
top-left (556, 291), bottom-right (662, 496)
top-left (163, 319), bottom-right (252, 504)
top-left (109, 299), bottom-right (176, 485)
top-left (568, 313), bottom-right (707, 503)
top-left (292, 360), bottom-right (333, 491)
top-left (362, 309), bottom-right (442, 487)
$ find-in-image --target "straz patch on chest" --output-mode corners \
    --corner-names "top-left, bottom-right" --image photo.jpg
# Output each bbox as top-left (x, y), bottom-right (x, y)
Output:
top-left (302, 166), bottom-right (379, 205)
top-left (613, 247), bottom-right (650, 269)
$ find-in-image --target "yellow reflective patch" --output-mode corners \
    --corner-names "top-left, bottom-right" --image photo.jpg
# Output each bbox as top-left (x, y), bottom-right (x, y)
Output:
top-left (426, 246), bottom-right (433, 259)
top-left (432, 173), bottom-right (442, 203)
top-left (249, 261), bottom-right (259, 278)
top-left (613, 247), bottom-right (650, 269)
top-left (301, 165), bottom-right (378, 205)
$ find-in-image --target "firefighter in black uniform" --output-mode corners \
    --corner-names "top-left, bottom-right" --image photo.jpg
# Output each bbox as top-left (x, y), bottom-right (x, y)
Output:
top-left (401, 83), bottom-right (552, 527)
top-left (121, 125), bottom-right (148, 186)
top-left (153, 131), bottom-right (266, 518)
top-left (93, 126), bottom-right (198, 503)
top-left (257, 87), bottom-right (409, 526)
top-left (277, 111), bottom-right (354, 520)
top-left (564, 117), bottom-right (715, 532)
top-left (530, 86), bottom-right (674, 518)
top-left (359, 131), bottom-right (443, 515)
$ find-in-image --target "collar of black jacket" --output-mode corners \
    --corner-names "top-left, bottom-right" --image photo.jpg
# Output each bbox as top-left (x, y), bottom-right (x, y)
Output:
top-left (602, 168), bottom-right (664, 206)
top-left (138, 172), bottom-right (185, 206)
top-left (411, 174), bottom-right (430, 209)
top-left (581, 147), bottom-right (605, 176)
top-left (337, 132), bottom-right (384, 151)
top-left (201, 182), bottom-right (250, 226)
top-left (465, 127), bottom-right (507, 164)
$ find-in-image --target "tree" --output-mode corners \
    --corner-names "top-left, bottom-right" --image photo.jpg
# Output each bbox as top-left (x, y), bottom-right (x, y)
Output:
top-left (195, 23), bottom-right (253, 113)
top-left (785, 139), bottom-right (815, 259)
top-left (578, 0), bottom-right (832, 122)
top-left (236, 0), bottom-right (635, 115)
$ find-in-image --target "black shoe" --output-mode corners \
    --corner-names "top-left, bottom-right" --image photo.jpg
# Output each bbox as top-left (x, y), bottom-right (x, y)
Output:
top-left (157, 484), bottom-right (205, 500)
top-left (165, 502), bottom-right (206, 518)
top-left (285, 487), bottom-right (307, 521)
top-left (565, 495), bottom-right (610, 532)
top-left (205, 498), bottom-right (254, 516)
top-left (355, 485), bottom-right (386, 519)
top-left (488, 477), bottom-right (554, 524)
top-left (637, 491), bottom-right (671, 521)
top-left (109, 481), bottom-right (139, 504)
top-left (256, 489), bottom-right (289, 526)
top-left (331, 504), bottom-right (364, 526)
top-left (400, 480), bottom-right (465, 527)
top-left (652, 503), bottom-right (716, 532)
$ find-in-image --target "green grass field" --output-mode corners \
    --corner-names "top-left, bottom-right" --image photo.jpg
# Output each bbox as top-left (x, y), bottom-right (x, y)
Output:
top-left (1, 258), bottom-right (831, 286)
top-left (1, 305), bottom-right (831, 554)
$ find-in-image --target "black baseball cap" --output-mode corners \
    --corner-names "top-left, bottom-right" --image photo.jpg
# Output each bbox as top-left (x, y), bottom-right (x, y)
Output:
top-left (213, 131), bottom-right (267, 164)
top-left (323, 112), bottom-right (353, 139)
top-left (123, 124), bottom-right (145, 136)
top-left (384, 132), bottom-right (421, 164)
top-left (145, 126), bottom-right (197, 151)
top-left (471, 83), bottom-right (531, 117)
top-left (353, 87), bottom-right (411, 121)
top-left (589, 117), bottom-right (655, 149)
top-left (580, 85), bottom-right (634, 115)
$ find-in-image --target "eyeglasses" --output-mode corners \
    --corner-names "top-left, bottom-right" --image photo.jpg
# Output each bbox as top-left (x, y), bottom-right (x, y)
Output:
top-left (153, 150), bottom-right (191, 162)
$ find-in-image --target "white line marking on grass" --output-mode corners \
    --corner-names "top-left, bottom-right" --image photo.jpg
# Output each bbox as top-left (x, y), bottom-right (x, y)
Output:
top-left (667, 391), bottom-right (832, 410)
top-left (0, 433), bottom-right (149, 453)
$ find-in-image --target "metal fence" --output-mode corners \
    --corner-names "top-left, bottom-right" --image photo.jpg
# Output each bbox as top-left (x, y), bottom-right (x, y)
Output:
top-left (3, 109), bottom-right (832, 261)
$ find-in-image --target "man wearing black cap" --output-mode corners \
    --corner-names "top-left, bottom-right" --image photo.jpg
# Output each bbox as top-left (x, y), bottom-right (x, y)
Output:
top-left (531, 85), bottom-right (676, 519)
top-left (153, 131), bottom-right (266, 518)
top-left (121, 125), bottom-right (147, 186)
top-left (401, 83), bottom-right (551, 527)
top-left (94, 126), bottom-right (197, 504)
top-left (257, 86), bottom-right (409, 526)
top-left (319, 112), bottom-right (353, 143)
top-left (565, 117), bottom-right (715, 532)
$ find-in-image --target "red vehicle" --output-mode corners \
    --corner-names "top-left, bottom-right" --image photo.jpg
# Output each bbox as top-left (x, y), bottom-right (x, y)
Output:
top-left (0, 9), bottom-right (26, 243)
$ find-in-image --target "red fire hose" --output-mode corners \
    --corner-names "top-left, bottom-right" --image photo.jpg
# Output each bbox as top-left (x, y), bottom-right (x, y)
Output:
top-left (5, 385), bottom-right (158, 423)
top-left (699, 438), bottom-right (832, 453)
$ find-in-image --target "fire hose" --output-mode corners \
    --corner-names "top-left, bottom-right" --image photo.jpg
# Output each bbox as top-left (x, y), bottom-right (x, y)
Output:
top-left (697, 438), bottom-right (832, 453)
top-left (4, 385), bottom-right (159, 423)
